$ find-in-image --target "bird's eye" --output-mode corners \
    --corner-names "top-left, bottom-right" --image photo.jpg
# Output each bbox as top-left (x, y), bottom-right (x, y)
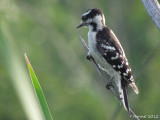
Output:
top-left (82, 16), bottom-right (87, 21)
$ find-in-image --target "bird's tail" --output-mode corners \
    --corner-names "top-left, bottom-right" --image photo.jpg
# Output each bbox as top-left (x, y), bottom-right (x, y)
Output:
top-left (115, 77), bottom-right (129, 112)
top-left (121, 79), bottom-right (129, 112)
top-left (130, 82), bottom-right (139, 94)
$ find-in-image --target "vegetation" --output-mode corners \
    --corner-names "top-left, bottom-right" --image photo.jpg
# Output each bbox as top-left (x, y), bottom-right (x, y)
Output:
top-left (25, 54), bottom-right (53, 120)
top-left (0, 0), bottom-right (160, 120)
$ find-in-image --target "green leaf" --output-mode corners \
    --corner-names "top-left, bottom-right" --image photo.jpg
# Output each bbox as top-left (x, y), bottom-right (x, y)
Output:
top-left (25, 53), bottom-right (53, 120)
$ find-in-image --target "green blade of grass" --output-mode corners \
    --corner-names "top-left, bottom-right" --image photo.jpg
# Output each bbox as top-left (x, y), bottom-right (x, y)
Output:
top-left (25, 53), bottom-right (53, 120)
top-left (1, 21), bottom-right (44, 120)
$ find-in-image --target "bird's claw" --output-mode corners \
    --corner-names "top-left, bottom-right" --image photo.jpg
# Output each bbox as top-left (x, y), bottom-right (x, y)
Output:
top-left (105, 77), bottom-right (114, 90)
top-left (86, 55), bottom-right (91, 61)
top-left (106, 84), bottom-right (114, 90)
top-left (86, 55), bottom-right (94, 61)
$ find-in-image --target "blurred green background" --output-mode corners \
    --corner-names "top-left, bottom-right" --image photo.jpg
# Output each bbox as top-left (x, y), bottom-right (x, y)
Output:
top-left (0, 0), bottom-right (160, 120)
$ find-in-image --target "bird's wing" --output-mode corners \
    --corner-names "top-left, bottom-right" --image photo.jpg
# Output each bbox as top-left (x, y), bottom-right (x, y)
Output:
top-left (96, 27), bottom-right (138, 111)
top-left (96, 27), bottom-right (138, 94)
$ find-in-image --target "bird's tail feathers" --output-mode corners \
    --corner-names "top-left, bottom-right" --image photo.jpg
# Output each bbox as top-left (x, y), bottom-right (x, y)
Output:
top-left (130, 82), bottom-right (139, 94)
top-left (121, 79), bottom-right (129, 112)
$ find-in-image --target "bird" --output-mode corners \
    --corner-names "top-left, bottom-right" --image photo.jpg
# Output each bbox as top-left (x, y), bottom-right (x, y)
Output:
top-left (77, 8), bottom-right (139, 112)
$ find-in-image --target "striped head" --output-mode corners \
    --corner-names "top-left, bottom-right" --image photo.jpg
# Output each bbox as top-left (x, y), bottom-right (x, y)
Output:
top-left (77, 8), bottom-right (106, 31)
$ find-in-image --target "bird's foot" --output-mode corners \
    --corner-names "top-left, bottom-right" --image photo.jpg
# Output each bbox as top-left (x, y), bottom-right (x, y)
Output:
top-left (86, 55), bottom-right (94, 61)
top-left (106, 77), bottom-right (114, 90)
top-left (106, 84), bottom-right (114, 90)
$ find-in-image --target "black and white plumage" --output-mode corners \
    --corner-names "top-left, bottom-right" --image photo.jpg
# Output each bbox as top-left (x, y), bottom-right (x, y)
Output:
top-left (77, 8), bottom-right (139, 112)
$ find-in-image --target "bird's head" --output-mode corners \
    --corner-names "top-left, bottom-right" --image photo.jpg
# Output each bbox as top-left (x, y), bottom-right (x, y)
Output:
top-left (77, 8), bottom-right (105, 31)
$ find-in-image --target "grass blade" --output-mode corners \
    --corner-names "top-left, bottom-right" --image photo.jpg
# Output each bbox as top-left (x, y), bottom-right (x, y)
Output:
top-left (0, 21), bottom-right (44, 120)
top-left (25, 53), bottom-right (53, 120)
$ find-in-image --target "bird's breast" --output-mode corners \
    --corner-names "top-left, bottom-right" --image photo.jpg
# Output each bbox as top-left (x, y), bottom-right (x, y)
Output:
top-left (88, 31), bottom-right (97, 54)
top-left (88, 31), bottom-right (118, 78)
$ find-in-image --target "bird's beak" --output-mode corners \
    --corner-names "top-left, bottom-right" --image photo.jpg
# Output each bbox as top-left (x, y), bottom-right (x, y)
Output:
top-left (76, 21), bottom-right (85, 28)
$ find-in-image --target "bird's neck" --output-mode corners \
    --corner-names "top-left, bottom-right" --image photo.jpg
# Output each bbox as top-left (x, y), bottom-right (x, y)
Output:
top-left (88, 15), bottom-right (106, 31)
top-left (89, 22), bottom-right (105, 32)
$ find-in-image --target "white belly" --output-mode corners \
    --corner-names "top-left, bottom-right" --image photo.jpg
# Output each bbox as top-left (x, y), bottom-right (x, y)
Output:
top-left (88, 31), bottom-right (119, 78)
top-left (88, 31), bottom-right (127, 109)
top-left (92, 50), bottom-right (116, 77)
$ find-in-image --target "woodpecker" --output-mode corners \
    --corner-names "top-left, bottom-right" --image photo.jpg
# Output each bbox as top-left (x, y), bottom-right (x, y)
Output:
top-left (77, 8), bottom-right (139, 112)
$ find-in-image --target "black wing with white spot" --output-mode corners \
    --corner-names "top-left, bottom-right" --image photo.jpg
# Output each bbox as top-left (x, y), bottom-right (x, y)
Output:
top-left (96, 26), bottom-right (133, 83)
top-left (96, 26), bottom-right (139, 112)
